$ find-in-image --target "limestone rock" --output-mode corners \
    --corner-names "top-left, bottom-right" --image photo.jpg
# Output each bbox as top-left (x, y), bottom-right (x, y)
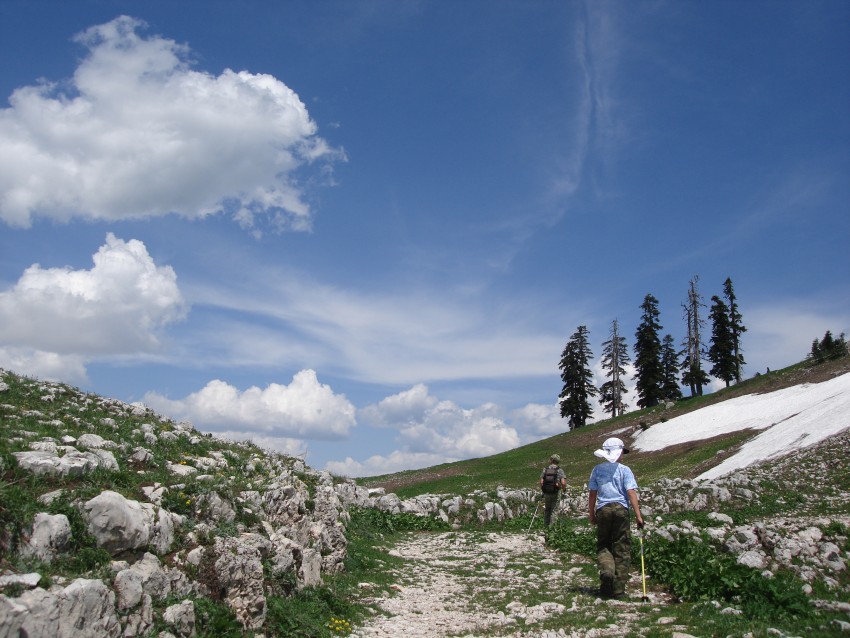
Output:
top-left (83, 491), bottom-right (150, 555)
top-left (0, 578), bottom-right (121, 638)
top-left (213, 536), bottom-right (266, 629)
top-left (162, 599), bottom-right (196, 637)
top-left (20, 513), bottom-right (72, 561)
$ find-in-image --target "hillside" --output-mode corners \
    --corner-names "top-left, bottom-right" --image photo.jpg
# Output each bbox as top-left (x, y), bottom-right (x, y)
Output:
top-left (360, 356), bottom-right (850, 498)
top-left (1, 357), bottom-right (849, 637)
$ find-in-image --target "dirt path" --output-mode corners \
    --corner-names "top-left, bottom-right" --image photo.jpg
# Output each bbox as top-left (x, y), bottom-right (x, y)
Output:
top-left (350, 530), bottom-right (680, 638)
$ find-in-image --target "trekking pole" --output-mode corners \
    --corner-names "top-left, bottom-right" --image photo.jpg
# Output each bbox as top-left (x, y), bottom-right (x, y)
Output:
top-left (639, 528), bottom-right (649, 603)
top-left (527, 500), bottom-right (541, 534)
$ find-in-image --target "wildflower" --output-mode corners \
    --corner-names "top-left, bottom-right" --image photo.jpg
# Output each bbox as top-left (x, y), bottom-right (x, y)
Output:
top-left (326, 617), bottom-right (351, 634)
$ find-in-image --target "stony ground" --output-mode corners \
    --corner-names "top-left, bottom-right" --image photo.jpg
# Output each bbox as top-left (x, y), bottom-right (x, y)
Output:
top-left (350, 530), bottom-right (685, 638)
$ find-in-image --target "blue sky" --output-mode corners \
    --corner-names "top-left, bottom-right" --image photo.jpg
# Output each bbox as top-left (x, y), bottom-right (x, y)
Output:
top-left (1, 1), bottom-right (848, 477)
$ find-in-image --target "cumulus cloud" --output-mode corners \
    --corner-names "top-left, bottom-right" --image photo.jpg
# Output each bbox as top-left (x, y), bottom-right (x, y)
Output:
top-left (509, 402), bottom-right (564, 437)
top-left (358, 383), bottom-right (438, 427)
top-left (346, 385), bottom-right (521, 476)
top-left (0, 347), bottom-right (89, 385)
top-left (143, 369), bottom-right (356, 440)
top-left (0, 15), bottom-right (342, 230)
top-left (0, 233), bottom-right (186, 356)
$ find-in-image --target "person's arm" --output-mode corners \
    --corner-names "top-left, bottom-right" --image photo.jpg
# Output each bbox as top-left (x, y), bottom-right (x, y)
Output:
top-left (588, 490), bottom-right (598, 525)
top-left (626, 488), bottom-right (644, 528)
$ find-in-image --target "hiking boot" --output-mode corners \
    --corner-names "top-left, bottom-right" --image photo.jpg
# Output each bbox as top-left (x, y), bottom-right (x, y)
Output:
top-left (600, 571), bottom-right (614, 598)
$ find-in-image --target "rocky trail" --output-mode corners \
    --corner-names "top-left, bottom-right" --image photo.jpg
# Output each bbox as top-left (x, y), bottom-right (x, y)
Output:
top-left (350, 530), bottom-right (683, 638)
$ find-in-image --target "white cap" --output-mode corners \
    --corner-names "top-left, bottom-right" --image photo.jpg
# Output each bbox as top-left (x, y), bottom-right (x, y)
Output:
top-left (593, 437), bottom-right (629, 463)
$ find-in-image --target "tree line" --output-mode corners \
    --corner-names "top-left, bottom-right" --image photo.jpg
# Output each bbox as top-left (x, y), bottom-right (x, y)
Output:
top-left (810, 330), bottom-right (848, 363)
top-left (558, 277), bottom-right (745, 429)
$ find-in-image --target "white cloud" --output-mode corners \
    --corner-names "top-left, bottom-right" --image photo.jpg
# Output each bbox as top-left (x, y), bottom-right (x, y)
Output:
top-left (0, 16), bottom-right (342, 230)
top-left (0, 347), bottom-right (89, 385)
top-left (143, 369), bottom-right (356, 440)
top-left (348, 385), bottom-right (521, 476)
top-left (509, 402), bottom-right (564, 437)
top-left (189, 272), bottom-right (569, 386)
top-left (358, 383), bottom-right (438, 427)
top-left (326, 450), bottom-right (450, 478)
top-left (0, 233), bottom-right (186, 355)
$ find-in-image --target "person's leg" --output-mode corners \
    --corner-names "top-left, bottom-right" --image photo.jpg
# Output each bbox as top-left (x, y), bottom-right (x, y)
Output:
top-left (543, 493), bottom-right (556, 526)
top-left (596, 505), bottom-right (616, 597)
top-left (610, 506), bottom-right (632, 598)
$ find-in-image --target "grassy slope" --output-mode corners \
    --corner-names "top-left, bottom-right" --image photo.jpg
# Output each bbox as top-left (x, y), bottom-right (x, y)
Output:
top-left (359, 357), bottom-right (850, 499)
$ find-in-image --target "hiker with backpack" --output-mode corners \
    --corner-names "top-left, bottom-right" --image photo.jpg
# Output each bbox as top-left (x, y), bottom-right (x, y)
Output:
top-left (539, 453), bottom-right (567, 526)
top-left (588, 437), bottom-right (645, 600)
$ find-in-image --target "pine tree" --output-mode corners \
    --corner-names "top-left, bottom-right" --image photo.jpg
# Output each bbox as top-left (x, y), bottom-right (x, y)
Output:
top-left (821, 330), bottom-right (835, 357)
top-left (810, 338), bottom-right (823, 363)
top-left (558, 325), bottom-right (597, 428)
top-left (660, 334), bottom-right (683, 402)
top-left (633, 294), bottom-right (664, 409)
top-left (723, 277), bottom-right (747, 382)
top-left (835, 333), bottom-right (849, 359)
top-left (599, 318), bottom-right (630, 418)
top-left (681, 276), bottom-right (709, 397)
top-left (708, 295), bottom-right (736, 387)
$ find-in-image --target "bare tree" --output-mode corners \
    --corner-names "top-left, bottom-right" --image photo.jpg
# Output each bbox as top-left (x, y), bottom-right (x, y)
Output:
top-left (681, 275), bottom-right (709, 397)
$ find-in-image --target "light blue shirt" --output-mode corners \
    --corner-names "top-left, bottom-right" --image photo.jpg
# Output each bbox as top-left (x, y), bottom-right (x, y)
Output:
top-left (588, 462), bottom-right (638, 510)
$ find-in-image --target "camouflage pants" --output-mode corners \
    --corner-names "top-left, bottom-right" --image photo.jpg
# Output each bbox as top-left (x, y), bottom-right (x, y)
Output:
top-left (543, 492), bottom-right (559, 526)
top-left (595, 503), bottom-right (631, 597)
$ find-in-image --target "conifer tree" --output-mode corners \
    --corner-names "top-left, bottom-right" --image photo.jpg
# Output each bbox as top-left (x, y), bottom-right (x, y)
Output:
top-left (681, 276), bottom-right (709, 397)
top-left (812, 330), bottom-right (849, 361)
top-left (810, 338), bottom-right (823, 363)
top-left (660, 334), bottom-right (683, 402)
top-left (836, 333), bottom-right (849, 359)
top-left (723, 277), bottom-right (747, 382)
top-left (633, 294), bottom-right (664, 408)
top-left (821, 330), bottom-right (835, 357)
top-left (599, 318), bottom-right (630, 418)
top-left (559, 325), bottom-right (597, 428)
top-left (708, 295), bottom-right (737, 387)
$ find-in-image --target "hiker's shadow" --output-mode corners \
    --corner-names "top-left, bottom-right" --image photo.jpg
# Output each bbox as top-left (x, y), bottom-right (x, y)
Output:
top-left (565, 584), bottom-right (601, 597)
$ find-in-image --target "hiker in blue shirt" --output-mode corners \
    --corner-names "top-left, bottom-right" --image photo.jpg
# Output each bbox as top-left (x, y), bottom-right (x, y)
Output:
top-left (588, 437), bottom-right (644, 599)
top-left (539, 454), bottom-right (567, 526)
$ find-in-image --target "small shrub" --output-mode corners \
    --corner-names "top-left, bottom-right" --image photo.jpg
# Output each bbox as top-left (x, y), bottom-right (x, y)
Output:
top-left (192, 597), bottom-right (244, 638)
top-left (266, 585), bottom-right (358, 638)
top-left (347, 507), bottom-right (448, 536)
top-left (545, 521), bottom-right (596, 556)
top-left (646, 535), bottom-right (812, 621)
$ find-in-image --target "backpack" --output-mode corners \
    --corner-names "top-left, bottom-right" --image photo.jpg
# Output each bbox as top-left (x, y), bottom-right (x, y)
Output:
top-left (541, 466), bottom-right (560, 494)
